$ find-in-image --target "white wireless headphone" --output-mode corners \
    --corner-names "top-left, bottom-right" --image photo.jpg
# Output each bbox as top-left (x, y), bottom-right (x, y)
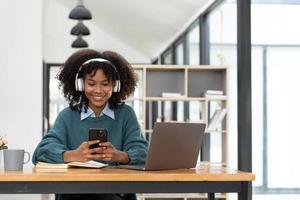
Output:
top-left (75, 58), bottom-right (121, 92)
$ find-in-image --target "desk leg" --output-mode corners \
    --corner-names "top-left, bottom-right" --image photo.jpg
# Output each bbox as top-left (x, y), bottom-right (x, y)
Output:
top-left (239, 181), bottom-right (252, 200)
top-left (208, 193), bottom-right (215, 200)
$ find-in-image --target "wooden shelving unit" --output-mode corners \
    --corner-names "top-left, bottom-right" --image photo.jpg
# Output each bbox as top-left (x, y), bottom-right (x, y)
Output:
top-left (126, 64), bottom-right (228, 200)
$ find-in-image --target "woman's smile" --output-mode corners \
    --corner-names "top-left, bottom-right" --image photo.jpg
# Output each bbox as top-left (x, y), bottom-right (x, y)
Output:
top-left (92, 95), bottom-right (105, 101)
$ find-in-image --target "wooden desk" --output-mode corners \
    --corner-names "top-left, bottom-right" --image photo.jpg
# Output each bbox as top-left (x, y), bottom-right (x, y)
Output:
top-left (0, 165), bottom-right (255, 200)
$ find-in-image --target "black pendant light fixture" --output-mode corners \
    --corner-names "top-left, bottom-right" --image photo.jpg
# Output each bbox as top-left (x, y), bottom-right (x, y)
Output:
top-left (69, 0), bottom-right (92, 20)
top-left (69, 0), bottom-right (92, 48)
top-left (72, 35), bottom-right (88, 48)
top-left (71, 21), bottom-right (90, 36)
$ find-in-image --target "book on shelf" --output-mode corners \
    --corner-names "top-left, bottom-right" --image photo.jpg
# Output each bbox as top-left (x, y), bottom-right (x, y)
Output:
top-left (203, 90), bottom-right (224, 98)
top-left (161, 92), bottom-right (183, 98)
top-left (207, 108), bottom-right (227, 131)
top-left (205, 90), bottom-right (224, 95)
top-left (35, 160), bottom-right (107, 169)
top-left (188, 101), bottom-right (201, 122)
top-left (156, 101), bottom-right (162, 122)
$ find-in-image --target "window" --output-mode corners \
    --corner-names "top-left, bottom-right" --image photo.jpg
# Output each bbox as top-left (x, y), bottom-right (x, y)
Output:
top-left (187, 23), bottom-right (200, 64)
top-left (252, 1), bottom-right (300, 195)
top-left (175, 40), bottom-right (184, 64)
top-left (161, 49), bottom-right (173, 64)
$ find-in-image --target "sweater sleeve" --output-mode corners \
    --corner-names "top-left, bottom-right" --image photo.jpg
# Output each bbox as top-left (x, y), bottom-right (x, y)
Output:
top-left (32, 113), bottom-right (69, 164)
top-left (123, 107), bottom-right (148, 165)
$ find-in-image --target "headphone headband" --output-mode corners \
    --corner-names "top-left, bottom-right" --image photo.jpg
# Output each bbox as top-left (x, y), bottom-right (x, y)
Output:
top-left (82, 57), bottom-right (111, 65)
top-left (79, 58), bottom-right (118, 73)
top-left (75, 57), bottom-right (121, 92)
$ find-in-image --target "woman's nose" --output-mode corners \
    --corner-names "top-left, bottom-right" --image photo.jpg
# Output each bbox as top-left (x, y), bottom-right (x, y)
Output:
top-left (95, 84), bottom-right (103, 92)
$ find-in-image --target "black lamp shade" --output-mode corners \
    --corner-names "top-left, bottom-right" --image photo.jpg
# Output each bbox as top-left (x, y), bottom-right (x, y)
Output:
top-left (71, 21), bottom-right (90, 35)
top-left (72, 36), bottom-right (88, 48)
top-left (69, 5), bottom-right (92, 20)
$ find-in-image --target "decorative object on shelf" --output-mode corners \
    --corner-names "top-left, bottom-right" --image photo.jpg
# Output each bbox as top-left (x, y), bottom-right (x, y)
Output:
top-left (207, 108), bottom-right (227, 132)
top-left (0, 135), bottom-right (8, 168)
top-left (0, 135), bottom-right (8, 150)
top-left (69, 0), bottom-right (92, 48)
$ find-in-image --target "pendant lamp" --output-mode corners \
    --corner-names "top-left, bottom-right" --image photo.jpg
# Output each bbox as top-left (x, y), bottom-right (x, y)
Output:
top-left (69, 0), bottom-right (92, 20)
top-left (71, 21), bottom-right (90, 36)
top-left (71, 35), bottom-right (88, 48)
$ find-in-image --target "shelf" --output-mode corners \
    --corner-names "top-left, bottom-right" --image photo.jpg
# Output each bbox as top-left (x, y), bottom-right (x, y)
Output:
top-left (145, 127), bottom-right (224, 135)
top-left (146, 70), bottom-right (185, 97)
top-left (139, 193), bottom-right (226, 199)
top-left (145, 97), bottom-right (206, 101)
top-left (205, 96), bottom-right (227, 101)
top-left (133, 64), bottom-right (228, 71)
top-left (144, 97), bottom-right (228, 101)
top-left (135, 65), bottom-right (186, 70)
top-left (126, 98), bottom-right (144, 101)
top-left (187, 65), bottom-right (227, 70)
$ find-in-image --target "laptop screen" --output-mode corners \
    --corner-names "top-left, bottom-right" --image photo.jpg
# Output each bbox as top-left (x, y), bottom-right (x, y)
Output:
top-left (144, 122), bottom-right (206, 170)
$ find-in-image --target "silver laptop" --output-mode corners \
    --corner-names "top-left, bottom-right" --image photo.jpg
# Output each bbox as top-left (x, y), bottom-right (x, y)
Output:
top-left (116, 122), bottom-right (205, 171)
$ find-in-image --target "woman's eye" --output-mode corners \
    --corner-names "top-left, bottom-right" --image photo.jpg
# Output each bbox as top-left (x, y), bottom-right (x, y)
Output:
top-left (101, 81), bottom-right (110, 86)
top-left (87, 82), bottom-right (95, 86)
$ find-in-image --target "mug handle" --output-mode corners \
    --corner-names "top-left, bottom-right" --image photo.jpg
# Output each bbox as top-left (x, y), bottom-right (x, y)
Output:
top-left (23, 151), bottom-right (30, 164)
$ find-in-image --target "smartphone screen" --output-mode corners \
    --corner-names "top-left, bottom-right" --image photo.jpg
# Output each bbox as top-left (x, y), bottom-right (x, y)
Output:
top-left (88, 128), bottom-right (108, 149)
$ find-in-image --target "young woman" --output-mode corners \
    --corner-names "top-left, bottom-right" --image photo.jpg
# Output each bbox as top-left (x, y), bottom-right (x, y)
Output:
top-left (32, 49), bottom-right (148, 200)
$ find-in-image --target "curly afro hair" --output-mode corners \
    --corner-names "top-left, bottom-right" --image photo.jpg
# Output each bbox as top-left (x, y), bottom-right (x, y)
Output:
top-left (57, 49), bottom-right (137, 112)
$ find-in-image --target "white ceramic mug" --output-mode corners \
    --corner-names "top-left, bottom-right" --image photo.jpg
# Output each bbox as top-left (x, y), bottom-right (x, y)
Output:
top-left (3, 149), bottom-right (30, 171)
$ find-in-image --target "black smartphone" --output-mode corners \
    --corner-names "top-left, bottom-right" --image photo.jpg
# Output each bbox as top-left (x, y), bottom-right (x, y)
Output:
top-left (88, 128), bottom-right (108, 149)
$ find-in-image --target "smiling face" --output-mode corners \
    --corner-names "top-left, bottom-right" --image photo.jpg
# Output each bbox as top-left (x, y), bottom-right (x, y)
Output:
top-left (84, 69), bottom-right (113, 116)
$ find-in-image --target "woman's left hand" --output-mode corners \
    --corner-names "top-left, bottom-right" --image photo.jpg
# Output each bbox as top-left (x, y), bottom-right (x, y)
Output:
top-left (95, 142), bottom-right (130, 164)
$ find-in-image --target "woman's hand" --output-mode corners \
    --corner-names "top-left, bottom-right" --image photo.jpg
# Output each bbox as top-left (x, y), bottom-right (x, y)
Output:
top-left (96, 142), bottom-right (130, 164)
top-left (63, 140), bottom-right (104, 162)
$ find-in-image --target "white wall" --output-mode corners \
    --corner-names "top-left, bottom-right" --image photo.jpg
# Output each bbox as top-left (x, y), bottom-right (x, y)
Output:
top-left (0, 1), bottom-right (43, 199)
top-left (43, 0), bottom-right (150, 64)
top-left (0, 0), bottom-right (43, 162)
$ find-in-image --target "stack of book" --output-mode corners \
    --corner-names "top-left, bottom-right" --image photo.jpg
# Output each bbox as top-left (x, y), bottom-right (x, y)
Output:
top-left (203, 90), bottom-right (224, 99)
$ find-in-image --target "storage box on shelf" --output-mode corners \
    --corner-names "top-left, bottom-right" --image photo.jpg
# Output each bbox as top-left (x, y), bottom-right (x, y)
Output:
top-left (125, 64), bottom-right (228, 200)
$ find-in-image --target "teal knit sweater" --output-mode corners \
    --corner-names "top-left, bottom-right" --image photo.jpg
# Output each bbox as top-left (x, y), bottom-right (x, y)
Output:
top-left (32, 104), bottom-right (148, 165)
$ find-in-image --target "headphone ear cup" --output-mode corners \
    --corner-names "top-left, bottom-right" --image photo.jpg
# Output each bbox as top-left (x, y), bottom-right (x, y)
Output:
top-left (117, 80), bottom-right (121, 92)
top-left (113, 80), bottom-right (121, 92)
top-left (77, 78), bottom-right (84, 92)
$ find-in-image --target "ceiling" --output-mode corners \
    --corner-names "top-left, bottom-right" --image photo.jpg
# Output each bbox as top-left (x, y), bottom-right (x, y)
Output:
top-left (58, 0), bottom-right (212, 60)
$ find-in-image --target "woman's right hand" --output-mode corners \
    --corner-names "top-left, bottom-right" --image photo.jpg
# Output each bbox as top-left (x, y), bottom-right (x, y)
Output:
top-left (63, 140), bottom-right (102, 162)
